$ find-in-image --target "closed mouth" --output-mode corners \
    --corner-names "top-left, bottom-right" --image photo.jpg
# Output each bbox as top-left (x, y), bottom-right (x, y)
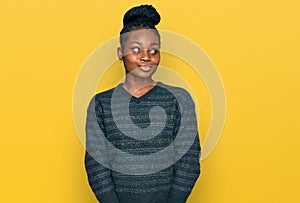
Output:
top-left (138, 65), bottom-right (153, 71)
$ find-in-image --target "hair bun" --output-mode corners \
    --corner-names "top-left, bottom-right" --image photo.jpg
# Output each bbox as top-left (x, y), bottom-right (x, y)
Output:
top-left (123, 4), bottom-right (160, 27)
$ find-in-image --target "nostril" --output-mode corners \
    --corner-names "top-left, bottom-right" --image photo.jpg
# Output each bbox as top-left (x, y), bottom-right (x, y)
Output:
top-left (140, 56), bottom-right (150, 61)
top-left (140, 50), bottom-right (151, 61)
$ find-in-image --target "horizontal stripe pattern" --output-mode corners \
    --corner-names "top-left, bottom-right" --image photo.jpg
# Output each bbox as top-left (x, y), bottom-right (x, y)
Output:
top-left (85, 82), bottom-right (200, 203)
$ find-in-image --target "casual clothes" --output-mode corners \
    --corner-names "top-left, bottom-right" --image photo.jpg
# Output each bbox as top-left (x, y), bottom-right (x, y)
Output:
top-left (85, 82), bottom-right (201, 203)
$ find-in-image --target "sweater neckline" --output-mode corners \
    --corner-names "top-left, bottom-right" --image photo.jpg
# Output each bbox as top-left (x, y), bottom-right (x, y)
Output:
top-left (118, 82), bottom-right (162, 100)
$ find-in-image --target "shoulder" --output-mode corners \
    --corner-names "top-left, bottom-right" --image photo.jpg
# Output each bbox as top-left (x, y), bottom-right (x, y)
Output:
top-left (87, 86), bottom-right (117, 111)
top-left (157, 82), bottom-right (194, 103)
top-left (95, 86), bottom-right (117, 100)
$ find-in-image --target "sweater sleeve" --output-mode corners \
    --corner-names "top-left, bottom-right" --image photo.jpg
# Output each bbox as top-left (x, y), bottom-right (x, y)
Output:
top-left (168, 91), bottom-right (201, 203)
top-left (84, 96), bottom-right (120, 203)
top-left (167, 135), bottom-right (201, 203)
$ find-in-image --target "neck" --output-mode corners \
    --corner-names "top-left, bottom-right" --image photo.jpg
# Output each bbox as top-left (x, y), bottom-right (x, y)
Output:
top-left (123, 76), bottom-right (156, 92)
top-left (122, 75), bottom-right (157, 97)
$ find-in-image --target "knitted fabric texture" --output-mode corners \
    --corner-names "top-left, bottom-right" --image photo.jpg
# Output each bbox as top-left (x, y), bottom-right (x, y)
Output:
top-left (85, 82), bottom-right (201, 203)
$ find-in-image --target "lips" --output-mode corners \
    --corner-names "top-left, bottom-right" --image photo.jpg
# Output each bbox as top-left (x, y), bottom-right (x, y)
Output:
top-left (138, 65), bottom-right (152, 72)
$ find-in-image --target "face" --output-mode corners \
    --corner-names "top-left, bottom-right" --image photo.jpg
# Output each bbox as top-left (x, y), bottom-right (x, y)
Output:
top-left (118, 29), bottom-right (160, 80)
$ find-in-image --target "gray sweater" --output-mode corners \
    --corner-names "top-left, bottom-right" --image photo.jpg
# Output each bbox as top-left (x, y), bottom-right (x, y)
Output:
top-left (85, 82), bottom-right (201, 203)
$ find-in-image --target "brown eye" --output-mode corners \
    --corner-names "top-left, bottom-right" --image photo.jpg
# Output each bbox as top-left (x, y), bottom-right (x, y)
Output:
top-left (149, 48), bottom-right (159, 55)
top-left (132, 47), bottom-right (141, 54)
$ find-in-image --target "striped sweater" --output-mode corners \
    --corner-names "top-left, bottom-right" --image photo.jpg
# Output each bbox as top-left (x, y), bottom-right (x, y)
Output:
top-left (85, 82), bottom-right (201, 203)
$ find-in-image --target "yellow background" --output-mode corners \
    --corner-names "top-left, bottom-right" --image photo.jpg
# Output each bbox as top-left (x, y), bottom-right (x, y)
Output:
top-left (1, 0), bottom-right (300, 202)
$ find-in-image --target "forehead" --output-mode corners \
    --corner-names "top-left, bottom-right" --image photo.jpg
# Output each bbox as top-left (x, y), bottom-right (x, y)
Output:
top-left (123, 29), bottom-right (159, 44)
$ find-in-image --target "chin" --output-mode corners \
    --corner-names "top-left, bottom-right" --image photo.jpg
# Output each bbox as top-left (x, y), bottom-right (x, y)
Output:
top-left (130, 73), bottom-right (155, 79)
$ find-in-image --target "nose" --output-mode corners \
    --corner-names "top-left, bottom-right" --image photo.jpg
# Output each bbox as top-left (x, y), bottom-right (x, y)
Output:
top-left (140, 49), bottom-right (151, 61)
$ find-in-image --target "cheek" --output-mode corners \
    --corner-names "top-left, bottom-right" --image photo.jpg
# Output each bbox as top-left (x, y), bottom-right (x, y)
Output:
top-left (153, 54), bottom-right (160, 64)
top-left (123, 55), bottom-right (137, 71)
top-left (125, 54), bottom-right (138, 62)
top-left (123, 55), bottom-right (135, 65)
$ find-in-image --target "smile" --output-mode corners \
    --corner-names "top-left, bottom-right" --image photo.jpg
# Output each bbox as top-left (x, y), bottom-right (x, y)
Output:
top-left (138, 65), bottom-right (153, 72)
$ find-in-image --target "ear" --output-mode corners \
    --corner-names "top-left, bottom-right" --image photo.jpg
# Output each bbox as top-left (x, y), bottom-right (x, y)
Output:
top-left (117, 47), bottom-right (123, 60)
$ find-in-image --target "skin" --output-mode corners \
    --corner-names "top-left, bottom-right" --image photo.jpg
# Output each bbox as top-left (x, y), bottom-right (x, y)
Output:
top-left (117, 29), bottom-right (160, 98)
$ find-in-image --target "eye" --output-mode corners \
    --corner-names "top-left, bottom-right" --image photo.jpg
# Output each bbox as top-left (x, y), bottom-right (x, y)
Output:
top-left (132, 47), bottom-right (141, 54)
top-left (149, 48), bottom-right (160, 55)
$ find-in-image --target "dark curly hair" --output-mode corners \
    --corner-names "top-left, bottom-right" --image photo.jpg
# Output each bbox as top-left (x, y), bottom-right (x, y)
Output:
top-left (120, 5), bottom-right (161, 49)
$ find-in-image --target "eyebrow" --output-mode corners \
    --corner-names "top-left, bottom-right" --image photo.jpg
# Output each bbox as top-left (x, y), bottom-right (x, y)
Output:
top-left (130, 41), bottom-right (160, 46)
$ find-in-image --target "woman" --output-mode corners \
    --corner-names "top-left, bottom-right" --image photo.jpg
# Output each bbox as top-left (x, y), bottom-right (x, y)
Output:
top-left (85, 5), bottom-right (201, 203)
